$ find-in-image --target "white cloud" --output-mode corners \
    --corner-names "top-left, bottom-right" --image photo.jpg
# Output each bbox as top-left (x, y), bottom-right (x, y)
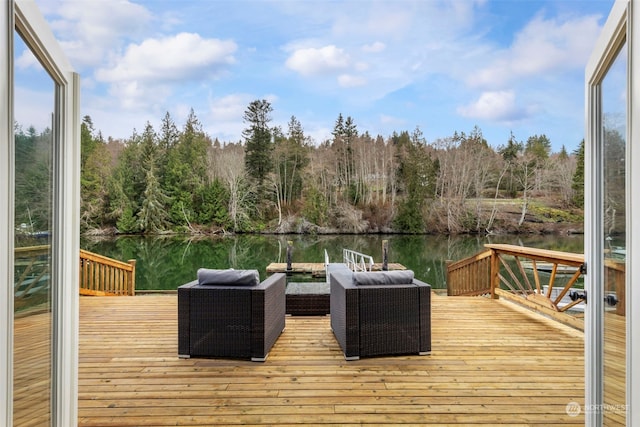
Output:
top-left (511, 14), bottom-right (600, 74)
top-left (33, 0), bottom-right (610, 150)
top-left (332, 6), bottom-right (412, 39)
top-left (285, 45), bottom-right (350, 76)
top-left (362, 41), bottom-right (386, 53)
top-left (45, 0), bottom-right (153, 69)
top-left (106, 81), bottom-right (172, 111)
top-left (457, 90), bottom-right (528, 122)
top-left (338, 74), bottom-right (366, 88)
top-left (205, 93), bottom-right (280, 143)
top-left (15, 49), bottom-right (39, 70)
top-left (468, 13), bottom-right (603, 88)
top-left (208, 94), bottom-right (252, 122)
top-left (14, 86), bottom-right (54, 131)
top-left (96, 33), bottom-right (237, 83)
top-left (93, 33), bottom-right (237, 111)
top-left (379, 114), bottom-right (406, 126)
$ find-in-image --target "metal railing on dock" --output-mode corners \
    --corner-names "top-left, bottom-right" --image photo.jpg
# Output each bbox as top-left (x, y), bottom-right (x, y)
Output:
top-left (342, 248), bottom-right (374, 272)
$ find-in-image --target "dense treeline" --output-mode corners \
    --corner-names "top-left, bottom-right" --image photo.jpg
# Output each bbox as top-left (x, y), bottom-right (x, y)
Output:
top-left (15, 123), bottom-right (52, 234)
top-left (79, 100), bottom-right (587, 235)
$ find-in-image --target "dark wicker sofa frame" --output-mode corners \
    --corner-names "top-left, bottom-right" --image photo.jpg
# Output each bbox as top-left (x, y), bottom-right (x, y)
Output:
top-left (329, 264), bottom-right (431, 360)
top-left (178, 272), bottom-right (286, 362)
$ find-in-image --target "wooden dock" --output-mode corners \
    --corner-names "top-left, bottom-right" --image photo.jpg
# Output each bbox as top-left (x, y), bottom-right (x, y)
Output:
top-left (266, 262), bottom-right (406, 277)
top-left (64, 294), bottom-right (594, 425)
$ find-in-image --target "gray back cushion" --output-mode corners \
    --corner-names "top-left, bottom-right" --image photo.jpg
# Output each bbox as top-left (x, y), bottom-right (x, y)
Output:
top-left (197, 268), bottom-right (260, 286)
top-left (352, 270), bottom-right (415, 286)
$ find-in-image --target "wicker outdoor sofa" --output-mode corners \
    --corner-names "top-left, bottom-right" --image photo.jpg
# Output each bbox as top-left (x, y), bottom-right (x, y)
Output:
top-left (178, 269), bottom-right (286, 362)
top-left (328, 263), bottom-right (432, 360)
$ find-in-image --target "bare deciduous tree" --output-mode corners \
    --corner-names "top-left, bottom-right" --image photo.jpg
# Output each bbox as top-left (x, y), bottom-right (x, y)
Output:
top-left (210, 143), bottom-right (252, 231)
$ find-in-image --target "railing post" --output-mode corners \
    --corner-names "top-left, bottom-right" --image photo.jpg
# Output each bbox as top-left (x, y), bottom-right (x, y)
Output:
top-left (490, 249), bottom-right (499, 299)
top-left (381, 240), bottom-right (388, 271)
top-left (128, 260), bottom-right (136, 296)
top-left (445, 260), bottom-right (452, 295)
top-left (286, 241), bottom-right (293, 272)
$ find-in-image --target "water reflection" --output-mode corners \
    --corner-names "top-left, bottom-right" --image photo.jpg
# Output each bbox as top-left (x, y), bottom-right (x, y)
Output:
top-left (82, 233), bottom-right (584, 291)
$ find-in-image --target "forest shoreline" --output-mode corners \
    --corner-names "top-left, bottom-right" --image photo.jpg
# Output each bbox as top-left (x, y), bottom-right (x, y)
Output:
top-left (83, 203), bottom-right (585, 238)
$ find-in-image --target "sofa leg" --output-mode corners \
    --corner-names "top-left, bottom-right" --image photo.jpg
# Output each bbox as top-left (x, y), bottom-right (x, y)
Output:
top-left (178, 354), bottom-right (191, 359)
top-left (251, 354), bottom-right (268, 362)
top-left (419, 351), bottom-right (431, 356)
top-left (344, 355), bottom-right (360, 361)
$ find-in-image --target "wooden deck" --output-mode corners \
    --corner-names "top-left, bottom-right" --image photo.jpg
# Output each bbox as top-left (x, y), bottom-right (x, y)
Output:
top-left (74, 294), bottom-right (590, 426)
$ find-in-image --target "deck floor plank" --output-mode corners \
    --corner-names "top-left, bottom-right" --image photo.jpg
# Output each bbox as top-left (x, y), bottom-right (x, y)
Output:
top-left (71, 294), bottom-right (598, 426)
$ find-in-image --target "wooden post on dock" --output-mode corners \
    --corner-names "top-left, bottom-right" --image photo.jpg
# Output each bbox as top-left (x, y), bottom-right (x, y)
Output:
top-left (286, 241), bottom-right (293, 272)
top-left (489, 249), bottom-right (500, 299)
top-left (127, 259), bottom-right (136, 295)
top-left (382, 240), bottom-right (389, 271)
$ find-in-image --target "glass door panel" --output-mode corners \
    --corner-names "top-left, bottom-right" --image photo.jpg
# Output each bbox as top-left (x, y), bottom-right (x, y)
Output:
top-left (13, 30), bottom-right (54, 425)
top-left (601, 42), bottom-right (627, 426)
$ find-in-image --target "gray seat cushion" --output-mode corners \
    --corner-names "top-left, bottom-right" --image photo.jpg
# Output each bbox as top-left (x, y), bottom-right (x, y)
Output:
top-left (197, 268), bottom-right (260, 286)
top-left (352, 270), bottom-right (415, 286)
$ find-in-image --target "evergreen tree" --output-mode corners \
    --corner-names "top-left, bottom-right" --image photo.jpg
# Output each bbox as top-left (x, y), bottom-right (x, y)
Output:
top-left (80, 116), bottom-right (111, 229)
top-left (394, 127), bottom-right (437, 232)
top-left (15, 125), bottom-right (52, 232)
top-left (500, 131), bottom-right (522, 162)
top-left (331, 114), bottom-right (358, 202)
top-left (164, 109), bottom-right (211, 226)
top-left (137, 167), bottom-right (170, 233)
top-left (158, 111), bottom-right (180, 153)
top-left (139, 122), bottom-right (158, 171)
top-left (559, 145), bottom-right (569, 160)
top-left (194, 179), bottom-right (230, 227)
top-left (243, 99), bottom-right (273, 186)
top-left (499, 132), bottom-right (523, 197)
top-left (107, 131), bottom-right (144, 232)
top-left (81, 115), bottom-right (100, 171)
top-left (275, 116), bottom-right (309, 204)
top-left (525, 134), bottom-right (552, 164)
top-left (157, 112), bottom-right (180, 185)
top-left (571, 140), bottom-right (585, 208)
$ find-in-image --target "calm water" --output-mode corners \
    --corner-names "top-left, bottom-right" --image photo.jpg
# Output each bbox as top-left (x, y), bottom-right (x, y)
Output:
top-left (81, 233), bottom-right (585, 291)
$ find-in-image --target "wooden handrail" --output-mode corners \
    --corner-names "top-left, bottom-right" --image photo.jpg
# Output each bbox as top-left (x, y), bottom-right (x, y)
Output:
top-left (446, 249), bottom-right (493, 296)
top-left (79, 249), bottom-right (136, 296)
top-left (14, 245), bottom-right (50, 310)
top-left (483, 244), bottom-right (585, 264)
top-left (14, 246), bottom-right (136, 299)
top-left (447, 244), bottom-right (627, 329)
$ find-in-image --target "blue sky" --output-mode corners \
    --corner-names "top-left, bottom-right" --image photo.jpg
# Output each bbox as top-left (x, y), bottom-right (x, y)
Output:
top-left (18, 0), bottom-right (615, 152)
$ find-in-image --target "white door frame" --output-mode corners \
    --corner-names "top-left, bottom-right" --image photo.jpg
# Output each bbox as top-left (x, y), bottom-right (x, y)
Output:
top-left (0, 1), bottom-right (15, 423)
top-left (1, 0), bottom-right (80, 425)
top-left (585, 0), bottom-right (638, 425)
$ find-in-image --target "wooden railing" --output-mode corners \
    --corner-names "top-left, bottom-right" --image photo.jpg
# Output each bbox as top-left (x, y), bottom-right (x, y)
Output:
top-left (14, 245), bottom-right (50, 310)
top-left (604, 258), bottom-right (625, 316)
top-left (446, 250), bottom-right (493, 296)
top-left (14, 246), bottom-right (135, 298)
top-left (447, 243), bottom-right (627, 330)
top-left (448, 244), bottom-right (585, 330)
top-left (79, 249), bottom-right (136, 296)
top-left (14, 245), bottom-right (136, 302)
